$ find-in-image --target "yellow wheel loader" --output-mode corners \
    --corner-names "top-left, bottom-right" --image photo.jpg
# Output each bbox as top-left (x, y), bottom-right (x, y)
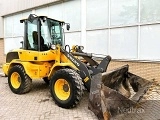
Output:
top-left (2, 14), bottom-right (160, 120)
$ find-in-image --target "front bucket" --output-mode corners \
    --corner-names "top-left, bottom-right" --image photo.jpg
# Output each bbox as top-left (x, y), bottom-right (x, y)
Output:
top-left (88, 65), bottom-right (153, 120)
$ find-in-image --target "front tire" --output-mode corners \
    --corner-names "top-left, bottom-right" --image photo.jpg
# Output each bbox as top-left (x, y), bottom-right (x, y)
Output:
top-left (50, 68), bottom-right (84, 108)
top-left (8, 65), bottom-right (32, 94)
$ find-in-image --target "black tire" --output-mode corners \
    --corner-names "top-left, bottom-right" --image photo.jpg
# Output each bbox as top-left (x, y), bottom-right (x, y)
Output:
top-left (8, 65), bottom-right (32, 94)
top-left (50, 68), bottom-right (84, 108)
top-left (43, 77), bottom-right (50, 84)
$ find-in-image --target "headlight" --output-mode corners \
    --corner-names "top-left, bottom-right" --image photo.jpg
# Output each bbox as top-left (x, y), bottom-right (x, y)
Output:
top-left (79, 46), bottom-right (84, 50)
top-left (51, 44), bottom-right (56, 50)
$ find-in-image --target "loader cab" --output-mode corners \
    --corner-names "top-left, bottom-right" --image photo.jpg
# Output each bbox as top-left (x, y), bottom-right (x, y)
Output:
top-left (20, 14), bottom-right (66, 51)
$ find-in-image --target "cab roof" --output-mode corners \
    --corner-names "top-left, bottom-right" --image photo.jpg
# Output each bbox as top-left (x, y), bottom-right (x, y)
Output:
top-left (20, 14), bottom-right (65, 24)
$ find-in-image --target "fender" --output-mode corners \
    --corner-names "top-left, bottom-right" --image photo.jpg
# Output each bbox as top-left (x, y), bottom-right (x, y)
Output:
top-left (3, 60), bottom-right (52, 79)
top-left (48, 62), bottom-right (78, 80)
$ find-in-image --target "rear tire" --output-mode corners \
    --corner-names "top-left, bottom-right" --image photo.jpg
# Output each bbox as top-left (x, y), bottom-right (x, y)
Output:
top-left (50, 68), bottom-right (84, 108)
top-left (8, 65), bottom-right (32, 94)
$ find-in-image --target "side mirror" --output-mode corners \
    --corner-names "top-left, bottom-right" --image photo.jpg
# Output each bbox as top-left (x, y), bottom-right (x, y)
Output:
top-left (66, 24), bottom-right (70, 31)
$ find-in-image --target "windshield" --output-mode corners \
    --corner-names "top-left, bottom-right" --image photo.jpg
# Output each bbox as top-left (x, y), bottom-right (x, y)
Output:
top-left (40, 18), bottom-right (63, 47)
top-left (26, 18), bottom-right (38, 50)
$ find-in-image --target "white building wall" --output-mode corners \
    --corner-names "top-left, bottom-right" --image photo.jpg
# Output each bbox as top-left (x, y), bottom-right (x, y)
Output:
top-left (0, 17), bottom-right (4, 38)
top-left (2, 0), bottom-right (160, 61)
top-left (0, 0), bottom-right (62, 38)
top-left (0, 0), bottom-right (61, 16)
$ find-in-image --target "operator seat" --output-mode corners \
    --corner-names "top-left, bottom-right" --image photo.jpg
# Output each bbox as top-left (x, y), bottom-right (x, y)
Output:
top-left (32, 31), bottom-right (48, 51)
top-left (32, 31), bottom-right (38, 50)
top-left (40, 36), bottom-right (48, 51)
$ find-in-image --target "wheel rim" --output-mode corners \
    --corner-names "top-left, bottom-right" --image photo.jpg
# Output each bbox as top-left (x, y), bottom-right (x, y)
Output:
top-left (54, 79), bottom-right (70, 100)
top-left (10, 72), bottom-right (21, 89)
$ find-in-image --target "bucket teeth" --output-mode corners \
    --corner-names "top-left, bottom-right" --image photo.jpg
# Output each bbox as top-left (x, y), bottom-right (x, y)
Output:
top-left (88, 65), bottom-right (158, 120)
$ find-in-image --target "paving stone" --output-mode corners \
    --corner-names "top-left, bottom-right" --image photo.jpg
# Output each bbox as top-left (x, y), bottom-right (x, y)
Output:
top-left (0, 74), bottom-right (97, 120)
top-left (0, 69), bottom-right (160, 120)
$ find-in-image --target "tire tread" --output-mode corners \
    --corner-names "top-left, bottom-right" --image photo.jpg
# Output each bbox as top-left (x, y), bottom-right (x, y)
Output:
top-left (50, 68), bottom-right (84, 108)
